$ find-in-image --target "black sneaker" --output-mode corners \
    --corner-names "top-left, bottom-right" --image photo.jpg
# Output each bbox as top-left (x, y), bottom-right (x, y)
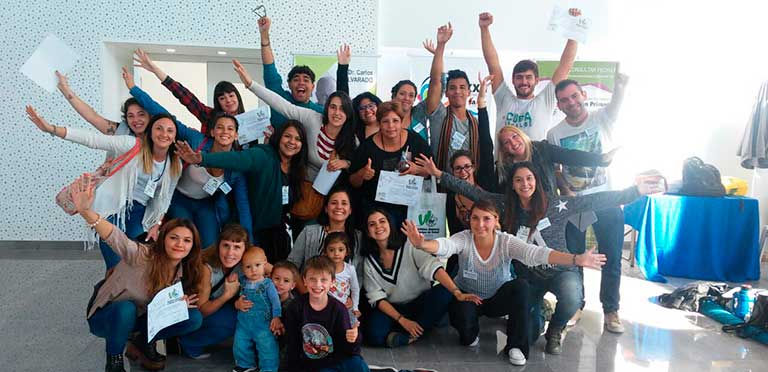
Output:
top-left (545, 325), bottom-right (565, 355)
top-left (105, 353), bottom-right (126, 372)
top-left (232, 366), bottom-right (257, 372)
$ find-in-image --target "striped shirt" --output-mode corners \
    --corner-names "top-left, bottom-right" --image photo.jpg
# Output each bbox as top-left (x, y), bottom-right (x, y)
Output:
top-left (317, 126), bottom-right (335, 160)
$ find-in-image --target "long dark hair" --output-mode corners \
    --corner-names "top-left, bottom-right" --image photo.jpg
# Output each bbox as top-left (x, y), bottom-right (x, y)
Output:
top-left (361, 208), bottom-right (404, 257)
top-left (503, 162), bottom-right (548, 234)
top-left (322, 91), bottom-right (356, 160)
top-left (352, 92), bottom-right (383, 142)
top-left (269, 120), bottom-right (308, 205)
top-left (316, 186), bottom-right (357, 257)
top-left (213, 81), bottom-right (245, 115)
top-left (145, 218), bottom-right (203, 297)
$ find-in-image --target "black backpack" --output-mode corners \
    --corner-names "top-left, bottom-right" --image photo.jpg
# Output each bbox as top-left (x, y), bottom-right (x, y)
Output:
top-left (680, 157), bottom-right (726, 197)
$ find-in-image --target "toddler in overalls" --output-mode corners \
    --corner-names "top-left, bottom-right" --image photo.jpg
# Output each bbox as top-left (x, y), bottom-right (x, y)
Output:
top-left (233, 247), bottom-right (282, 372)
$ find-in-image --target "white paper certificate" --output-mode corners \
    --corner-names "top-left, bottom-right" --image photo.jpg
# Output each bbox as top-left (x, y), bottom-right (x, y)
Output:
top-left (20, 34), bottom-right (81, 93)
top-left (147, 282), bottom-right (189, 342)
top-left (312, 160), bottom-right (341, 195)
top-left (236, 106), bottom-right (271, 144)
top-left (547, 4), bottom-right (591, 44)
top-left (374, 171), bottom-right (424, 206)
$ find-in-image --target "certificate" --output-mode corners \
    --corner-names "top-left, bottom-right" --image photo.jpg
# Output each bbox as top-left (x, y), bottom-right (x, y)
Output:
top-left (20, 34), bottom-right (80, 93)
top-left (547, 4), bottom-right (591, 44)
top-left (312, 160), bottom-right (341, 195)
top-left (236, 106), bottom-right (271, 144)
top-left (374, 171), bottom-right (423, 206)
top-left (147, 282), bottom-right (188, 342)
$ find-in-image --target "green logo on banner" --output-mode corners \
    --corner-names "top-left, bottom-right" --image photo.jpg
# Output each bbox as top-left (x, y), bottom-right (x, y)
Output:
top-left (418, 210), bottom-right (438, 227)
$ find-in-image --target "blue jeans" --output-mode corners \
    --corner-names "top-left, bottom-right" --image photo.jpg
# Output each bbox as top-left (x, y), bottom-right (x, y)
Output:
top-left (527, 270), bottom-right (583, 342)
top-left (168, 192), bottom-right (220, 248)
top-left (364, 284), bottom-right (453, 347)
top-left (99, 203), bottom-right (146, 270)
top-left (88, 301), bottom-right (203, 355)
top-left (178, 302), bottom-right (237, 357)
top-left (565, 206), bottom-right (624, 313)
top-left (318, 355), bottom-right (370, 372)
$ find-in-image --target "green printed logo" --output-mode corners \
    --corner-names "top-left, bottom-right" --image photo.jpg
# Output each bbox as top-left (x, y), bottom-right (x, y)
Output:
top-left (418, 210), bottom-right (438, 227)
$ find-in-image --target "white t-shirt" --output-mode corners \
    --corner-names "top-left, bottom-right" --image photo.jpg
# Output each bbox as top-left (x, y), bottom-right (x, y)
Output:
top-left (493, 80), bottom-right (557, 141)
top-left (546, 108), bottom-right (616, 195)
top-left (177, 164), bottom-right (224, 200)
top-left (132, 158), bottom-right (167, 205)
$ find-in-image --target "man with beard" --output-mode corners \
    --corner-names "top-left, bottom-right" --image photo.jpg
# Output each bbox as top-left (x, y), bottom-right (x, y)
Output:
top-left (546, 72), bottom-right (629, 334)
top-left (479, 10), bottom-right (580, 140)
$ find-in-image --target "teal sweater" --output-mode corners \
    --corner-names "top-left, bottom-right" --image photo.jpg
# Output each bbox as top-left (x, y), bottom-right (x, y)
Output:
top-left (201, 144), bottom-right (283, 231)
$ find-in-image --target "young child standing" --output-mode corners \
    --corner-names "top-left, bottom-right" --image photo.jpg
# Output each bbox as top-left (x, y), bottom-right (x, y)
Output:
top-left (233, 247), bottom-right (282, 372)
top-left (284, 256), bottom-right (369, 372)
top-left (271, 260), bottom-right (299, 311)
top-left (323, 232), bottom-right (361, 324)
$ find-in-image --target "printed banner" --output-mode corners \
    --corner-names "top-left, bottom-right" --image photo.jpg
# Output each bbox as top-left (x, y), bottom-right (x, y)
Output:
top-left (538, 60), bottom-right (618, 110)
top-left (293, 54), bottom-right (378, 105)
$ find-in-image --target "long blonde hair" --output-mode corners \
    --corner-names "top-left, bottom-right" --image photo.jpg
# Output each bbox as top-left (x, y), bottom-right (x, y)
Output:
top-left (141, 114), bottom-right (181, 178)
top-left (496, 126), bottom-right (533, 184)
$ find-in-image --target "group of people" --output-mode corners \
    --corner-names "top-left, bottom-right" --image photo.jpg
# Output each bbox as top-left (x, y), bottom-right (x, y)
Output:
top-left (26, 9), bottom-right (665, 372)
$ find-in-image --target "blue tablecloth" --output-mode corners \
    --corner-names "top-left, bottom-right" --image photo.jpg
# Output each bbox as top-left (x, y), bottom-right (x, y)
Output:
top-left (624, 194), bottom-right (761, 283)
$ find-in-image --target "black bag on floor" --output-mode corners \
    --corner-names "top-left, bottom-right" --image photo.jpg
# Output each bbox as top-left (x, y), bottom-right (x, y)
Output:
top-left (679, 157), bottom-right (726, 196)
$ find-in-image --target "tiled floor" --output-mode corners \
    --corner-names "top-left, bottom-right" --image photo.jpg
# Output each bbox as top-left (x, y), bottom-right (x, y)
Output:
top-left (0, 247), bottom-right (765, 371)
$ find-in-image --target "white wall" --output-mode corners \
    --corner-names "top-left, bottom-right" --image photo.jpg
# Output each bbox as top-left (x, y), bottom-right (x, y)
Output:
top-left (379, 0), bottom-right (768, 225)
top-left (1, 0), bottom-right (378, 240)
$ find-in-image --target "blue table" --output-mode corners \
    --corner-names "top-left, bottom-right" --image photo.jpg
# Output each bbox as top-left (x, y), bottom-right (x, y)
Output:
top-left (624, 194), bottom-right (761, 283)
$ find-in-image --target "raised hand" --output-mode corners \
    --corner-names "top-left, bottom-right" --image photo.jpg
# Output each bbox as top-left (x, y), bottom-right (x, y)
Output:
top-left (69, 173), bottom-right (96, 213)
top-left (568, 8), bottom-right (582, 17)
top-left (477, 73), bottom-right (493, 108)
top-left (400, 220), bottom-right (425, 248)
top-left (361, 158), bottom-right (375, 181)
top-left (175, 140), bottom-right (203, 164)
top-left (25, 105), bottom-right (54, 134)
top-left (121, 66), bottom-right (135, 89)
top-left (232, 59), bottom-right (253, 87)
top-left (576, 247), bottom-right (607, 269)
top-left (414, 154), bottom-right (441, 178)
top-left (436, 22), bottom-right (453, 45)
top-left (478, 12), bottom-right (493, 28)
top-left (422, 39), bottom-right (436, 55)
top-left (55, 71), bottom-right (71, 94)
top-left (257, 16), bottom-right (271, 34)
top-left (337, 43), bottom-right (351, 65)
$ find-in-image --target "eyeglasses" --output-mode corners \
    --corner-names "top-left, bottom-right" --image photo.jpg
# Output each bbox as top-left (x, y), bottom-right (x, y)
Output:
top-left (358, 102), bottom-right (377, 112)
top-left (453, 164), bottom-right (474, 173)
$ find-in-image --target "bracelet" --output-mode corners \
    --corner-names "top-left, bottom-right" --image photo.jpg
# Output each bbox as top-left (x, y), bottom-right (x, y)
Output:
top-left (49, 125), bottom-right (57, 137)
top-left (396, 314), bottom-right (403, 323)
top-left (261, 41), bottom-right (270, 47)
top-left (88, 215), bottom-right (102, 229)
top-left (572, 254), bottom-right (577, 266)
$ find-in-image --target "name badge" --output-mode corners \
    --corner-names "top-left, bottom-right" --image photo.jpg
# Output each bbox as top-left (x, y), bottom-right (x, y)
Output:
top-left (451, 131), bottom-right (467, 150)
top-left (282, 185), bottom-right (289, 205)
top-left (463, 269), bottom-right (478, 280)
top-left (219, 182), bottom-right (232, 195)
top-left (537, 218), bottom-right (551, 231)
top-left (412, 123), bottom-right (425, 133)
top-left (516, 226), bottom-right (530, 243)
top-left (202, 178), bottom-right (222, 195)
top-left (143, 180), bottom-right (158, 198)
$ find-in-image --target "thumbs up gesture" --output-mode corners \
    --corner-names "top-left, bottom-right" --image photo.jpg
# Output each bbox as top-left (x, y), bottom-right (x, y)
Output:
top-left (362, 158), bottom-right (375, 181)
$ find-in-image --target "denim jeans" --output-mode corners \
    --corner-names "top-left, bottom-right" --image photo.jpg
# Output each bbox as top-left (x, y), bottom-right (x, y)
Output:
top-left (364, 284), bottom-right (453, 347)
top-left (99, 202), bottom-right (146, 270)
top-left (88, 301), bottom-right (203, 355)
top-left (318, 355), bottom-right (371, 372)
top-left (178, 302), bottom-right (237, 357)
top-left (565, 206), bottom-right (624, 313)
top-left (448, 279), bottom-right (531, 357)
top-left (527, 270), bottom-right (583, 343)
top-left (168, 192), bottom-right (220, 248)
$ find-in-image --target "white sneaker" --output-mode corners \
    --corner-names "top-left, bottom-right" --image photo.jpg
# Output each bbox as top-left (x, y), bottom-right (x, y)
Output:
top-left (468, 336), bottom-right (480, 347)
top-left (508, 348), bottom-right (527, 366)
top-left (604, 311), bottom-right (625, 334)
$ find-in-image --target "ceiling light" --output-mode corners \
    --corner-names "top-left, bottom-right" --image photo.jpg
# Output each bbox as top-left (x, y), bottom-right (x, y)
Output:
top-left (166, 48), bottom-right (176, 53)
top-left (217, 51), bottom-right (227, 55)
